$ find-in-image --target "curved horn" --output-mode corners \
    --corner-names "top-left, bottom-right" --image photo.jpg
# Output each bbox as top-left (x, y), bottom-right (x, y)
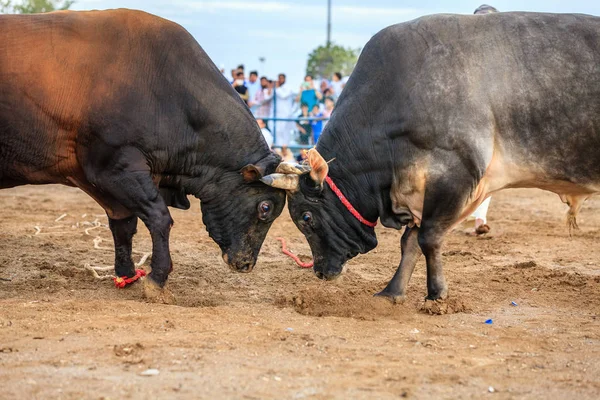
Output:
top-left (260, 173), bottom-right (300, 191)
top-left (275, 162), bottom-right (311, 175)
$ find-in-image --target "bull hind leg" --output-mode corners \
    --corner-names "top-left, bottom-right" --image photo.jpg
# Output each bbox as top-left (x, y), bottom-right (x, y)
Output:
top-left (108, 215), bottom-right (138, 278)
top-left (374, 226), bottom-right (421, 303)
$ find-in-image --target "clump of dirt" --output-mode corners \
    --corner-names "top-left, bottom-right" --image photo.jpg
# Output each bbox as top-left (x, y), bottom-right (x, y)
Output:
top-left (418, 298), bottom-right (471, 315)
top-left (275, 283), bottom-right (413, 320)
top-left (512, 261), bottom-right (538, 269)
top-left (175, 293), bottom-right (227, 308)
top-left (113, 342), bottom-right (145, 364)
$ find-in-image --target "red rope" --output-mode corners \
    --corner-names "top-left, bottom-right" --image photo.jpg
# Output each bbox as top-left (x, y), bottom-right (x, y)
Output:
top-left (276, 237), bottom-right (314, 268)
top-left (113, 269), bottom-right (147, 288)
top-left (325, 176), bottom-right (377, 228)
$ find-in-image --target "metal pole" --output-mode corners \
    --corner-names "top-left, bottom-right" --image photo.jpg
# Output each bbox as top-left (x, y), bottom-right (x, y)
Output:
top-left (326, 0), bottom-right (332, 46)
top-left (272, 86), bottom-right (277, 145)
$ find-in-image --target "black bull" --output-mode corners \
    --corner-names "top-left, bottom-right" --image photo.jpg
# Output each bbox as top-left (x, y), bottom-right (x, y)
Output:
top-left (0, 10), bottom-right (286, 289)
top-left (272, 12), bottom-right (600, 301)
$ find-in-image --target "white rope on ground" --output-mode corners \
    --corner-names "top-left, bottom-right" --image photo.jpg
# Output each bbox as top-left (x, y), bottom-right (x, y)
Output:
top-left (33, 214), bottom-right (151, 281)
top-left (55, 213), bottom-right (67, 222)
top-left (83, 264), bottom-right (115, 280)
top-left (84, 219), bottom-right (102, 236)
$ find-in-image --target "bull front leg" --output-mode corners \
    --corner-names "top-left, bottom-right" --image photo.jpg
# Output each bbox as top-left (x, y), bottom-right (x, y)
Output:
top-left (86, 148), bottom-right (175, 302)
top-left (108, 214), bottom-right (138, 278)
top-left (374, 226), bottom-right (421, 303)
top-left (416, 171), bottom-right (474, 300)
top-left (418, 224), bottom-right (449, 300)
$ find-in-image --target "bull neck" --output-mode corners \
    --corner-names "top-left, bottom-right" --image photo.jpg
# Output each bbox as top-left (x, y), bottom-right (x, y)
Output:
top-left (321, 150), bottom-right (382, 226)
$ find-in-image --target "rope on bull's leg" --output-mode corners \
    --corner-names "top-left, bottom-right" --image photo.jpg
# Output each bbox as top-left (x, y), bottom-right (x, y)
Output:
top-left (276, 237), bottom-right (314, 269)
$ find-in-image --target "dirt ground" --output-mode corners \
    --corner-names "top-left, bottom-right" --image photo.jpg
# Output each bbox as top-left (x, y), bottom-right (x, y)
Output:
top-left (0, 185), bottom-right (598, 399)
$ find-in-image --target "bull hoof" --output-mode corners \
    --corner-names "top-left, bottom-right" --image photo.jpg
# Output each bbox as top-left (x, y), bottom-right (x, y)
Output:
top-left (142, 277), bottom-right (175, 305)
top-left (374, 290), bottom-right (406, 304)
top-left (475, 224), bottom-right (491, 235)
top-left (425, 288), bottom-right (448, 301)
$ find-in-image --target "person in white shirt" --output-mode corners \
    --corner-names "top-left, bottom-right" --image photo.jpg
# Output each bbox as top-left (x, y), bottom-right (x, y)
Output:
top-left (330, 72), bottom-right (345, 100)
top-left (273, 73), bottom-right (295, 149)
top-left (250, 76), bottom-right (273, 119)
top-left (256, 119), bottom-right (273, 148)
top-left (246, 71), bottom-right (261, 115)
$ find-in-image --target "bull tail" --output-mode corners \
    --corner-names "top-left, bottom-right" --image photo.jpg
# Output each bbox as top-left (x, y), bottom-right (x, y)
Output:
top-left (566, 210), bottom-right (579, 236)
top-left (562, 194), bottom-right (589, 237)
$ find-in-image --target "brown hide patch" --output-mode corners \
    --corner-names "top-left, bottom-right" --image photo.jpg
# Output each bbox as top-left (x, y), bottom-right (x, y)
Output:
top-left (390, 160), bottom-right (428, 227)
top-left (453, 146), bottom-right (600, 231)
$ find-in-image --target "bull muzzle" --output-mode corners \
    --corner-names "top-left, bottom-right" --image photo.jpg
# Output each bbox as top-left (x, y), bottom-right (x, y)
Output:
top-left (222, 252), bottom-right (256, 273)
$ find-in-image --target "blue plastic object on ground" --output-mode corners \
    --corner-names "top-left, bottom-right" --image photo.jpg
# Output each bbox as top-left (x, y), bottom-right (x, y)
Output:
top-left (485, 319), bottom-right (493, 324)
top-left (511, 301), bottom-right (518, 306)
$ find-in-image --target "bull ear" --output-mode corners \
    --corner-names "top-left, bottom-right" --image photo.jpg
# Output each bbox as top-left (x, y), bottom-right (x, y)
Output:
top-left (260, 173), bottom-right (300, 191)
top-left (307, 149), bottom-right (328, 186)
top-left (241, 164), bottom-right (263, 182)
top-left (240, 152), bottom-right (282, 182)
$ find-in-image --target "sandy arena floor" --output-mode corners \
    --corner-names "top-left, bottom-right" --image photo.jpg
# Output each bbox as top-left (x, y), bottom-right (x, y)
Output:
top-left (0, 185), bottom-right (599, 399)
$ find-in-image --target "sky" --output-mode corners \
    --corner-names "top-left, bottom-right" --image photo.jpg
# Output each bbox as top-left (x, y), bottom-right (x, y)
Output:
top-left (72, 0), bottom-right (600, 85)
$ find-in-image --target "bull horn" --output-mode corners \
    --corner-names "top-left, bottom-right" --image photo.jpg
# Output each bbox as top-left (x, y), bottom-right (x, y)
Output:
top-left (260, 173), bottom-right (300, 190)
top-left (275, 162), bottom-right (310, 175)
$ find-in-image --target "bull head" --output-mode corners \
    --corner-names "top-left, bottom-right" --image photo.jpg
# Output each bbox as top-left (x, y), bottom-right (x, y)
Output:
top-left (260, 149), bottom-right (329, 191)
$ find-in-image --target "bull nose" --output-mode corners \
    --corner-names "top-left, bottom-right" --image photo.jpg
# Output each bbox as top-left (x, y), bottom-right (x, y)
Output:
top-left (222, 252), bottom-right (255, 273)
top-left (237, 263), bottom-right (254, 273)
top-left (314, 269), bottom-right (341, 281)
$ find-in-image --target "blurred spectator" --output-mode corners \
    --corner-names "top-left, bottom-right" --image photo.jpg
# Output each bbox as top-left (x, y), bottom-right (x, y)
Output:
top-left (296, 103), bottom-right (312, 145)
top-left (330, 72), bottom-right (344, 100)
top-left (322, 96), bottom-right (335, 128)
top-left (273, 73), bottom-right (295, 151)
top-left (311, 104), bottom-right (324, 143)
top-left (297, 75), bottom-right (322, 111)
top-left (321, 78), bottom-right (333, 99)
top-left (296, 149), bottom-right (309, 163)
top-left (247, 71), bottom-right (260, 114)
top-left (233, 71), bottom-right (249, 104)
top-left (251, 76), bottom-right (273, 119)
top-left (229, 68), bottom-right (237, 84)
top-left (274, 146), bottom-right (296, 162)
top-left (256, 118), bottom-right (273, 148)
top-left (319, 78), bottom-right (330, 95)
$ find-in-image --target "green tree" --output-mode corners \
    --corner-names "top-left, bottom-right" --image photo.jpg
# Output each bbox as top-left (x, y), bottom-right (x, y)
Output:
top-left (1, 0), bottom-right (74, 14)
top-left (1, 0), bottom-right (12, 13)
top-left (306, 43), bottom-right (360, 79)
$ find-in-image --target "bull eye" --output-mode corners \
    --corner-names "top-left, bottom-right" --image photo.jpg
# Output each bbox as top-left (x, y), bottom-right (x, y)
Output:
top-left (302, 212), bottom-right (312, 223)
top-left (258, 201), bottom-right (272, 220)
